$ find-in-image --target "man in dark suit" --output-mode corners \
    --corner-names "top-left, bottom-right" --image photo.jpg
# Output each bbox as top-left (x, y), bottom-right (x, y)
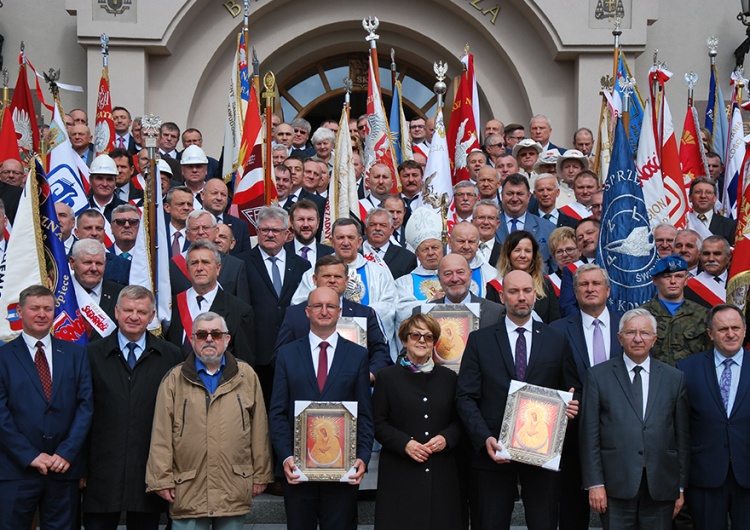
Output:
top-left (415, 254), bottom-right (504, 328)
top-left (169, 210), bottom-right (250, 302)
top-left (200, 178), bottom-right (251, 255)
top-left (0, 285), bottom-right (93, 529)
top-left (112, 107), bottom-right (139, 156)
top-left (238, 206), bottom-right (311, 404)
top-left (363, 207), bottom-right (416, 279)
top-left (269, 286), bottom-right (374, 530)
top-left (83, 286), bottom-right (183, 530)
top-left (74, 209), bottom-right (131, 286)
top-left (69, 239), bottom-right (123, 342)
top-left (299, 158), bottom-right (327, 224)
top-left (456, 270), bottom-right (581, 530)
top-left (530, 115), bottom-right (565, 153)
top-left (551, 263), bottom-right (623, 530)
top-left (285, 199), bottom-right (334, 264)
top-left (0, 178), bottom-right (22, 224)
top-left (687, 177), bottom-right (737, 244)
top-left (495, 173), bottom-right (556, 268)
top-left (677, 304), bottom-right (750, 530)
top-left (109, 148), bottom-right (144, 204)
top-left (473, 200), bottom-right (503, 267)
top-left (531, 173), bottom-right (578, 228)
top-left (275, 255), bottom-right (391, 380)
top-left (166, 241), bottom-right (255, 364)
top-left (580, 307), bottom-right (689, 529)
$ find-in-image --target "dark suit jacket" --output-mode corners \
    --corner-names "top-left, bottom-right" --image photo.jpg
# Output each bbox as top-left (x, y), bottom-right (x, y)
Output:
top-left (166, 288), bottom-right (255, 365)
top-left (239, 247), bottom-right (312, 366)
top-left (216, 212), bottom-right (252, 256)
top-left (0, 335), bottom-right (93, 479)
top-left (269, 336), bottom-right (374, 465)
top-left (709, 214), bottom-right (737, 245)
top-left (455, 320), bottom-right (581, 469)
top-left (283, 240), bottom-right (334, 263)
top-left (677, 349), bottom-right (750, 489)
top-left (526, 206), bottom-right (577, 229)
top-left (169, 252), bottom-right (250, 303)
top-left (88, 194), bottom-right (127, 222)
top-left (580, 356), bottom-right (689, 501)
top-left (421, 293), bottom-right (505, 329)
top-left (377, 244), bottom-right (417, 280)
top-left (275, 299), bottom-right (392, 375)
top-left (550, 309), bottom-right (623, 385)
top-left (0, 181), bottom-right (23, 224)
top-left (104, 252), bottom-right (131, 286)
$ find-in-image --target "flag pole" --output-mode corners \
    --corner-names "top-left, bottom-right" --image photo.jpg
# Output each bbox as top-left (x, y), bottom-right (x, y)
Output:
top-left (1, 69), bottom-right (8, 123)
top-left (41, 69), bottom-right (63, 173)
top-left (262, 72), bottom-right (276, 206)
top-left (612, 17), bottom-right (621, 94)
top-left (390, 48), bottom-right (397, 91)
top-left (685, 71), bottom-right (697, 110)
top-left (433, 60), bottom-right (449, 244)
top-left (344, 76), bottom-right (352, 120)
top-left (142, 114), bottom-right (161, 290)
top-left (363, 16), bottom-right (381, 90)
top-left (707, 37), bottom-right (719, 148)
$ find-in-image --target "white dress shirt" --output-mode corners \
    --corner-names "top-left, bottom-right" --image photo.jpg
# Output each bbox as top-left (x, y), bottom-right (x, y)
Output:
top-left (581, 308), bottom-right (612, 366)
top-left (505, 317), bottom-right (534, 363)
top-left (260, 247), bottom-right (286, 284)
top-left (715, 348), bottom-right (743, 415)
top-left (623, 355), bottom-right (651, 418)
top-left (294, 239), bottom-right (317, 263)
top-left (309, 330), bottom-right (339, 374)
top-left (22, 332), bottom-right (53, 378)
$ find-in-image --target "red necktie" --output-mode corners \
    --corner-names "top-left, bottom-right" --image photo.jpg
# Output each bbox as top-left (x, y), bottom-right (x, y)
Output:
top-left (317, 341), bottom-right (329, 392)
top-left (34, 341), bottom-right (52, 400)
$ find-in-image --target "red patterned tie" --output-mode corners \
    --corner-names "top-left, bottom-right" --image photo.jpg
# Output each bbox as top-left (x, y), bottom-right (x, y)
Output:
top-left (35, 341), bottom-right (52, 400)
top-left (317, 341), bottom-right (329, 392)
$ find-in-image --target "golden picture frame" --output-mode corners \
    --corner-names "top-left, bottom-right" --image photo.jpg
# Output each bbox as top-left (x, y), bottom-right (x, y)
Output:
top-left (495, 381), bottom-right (573, 471)
top-left (293, 400), bottom-right (358, 481)
top-left (420, 303), bottom-right (480, 372)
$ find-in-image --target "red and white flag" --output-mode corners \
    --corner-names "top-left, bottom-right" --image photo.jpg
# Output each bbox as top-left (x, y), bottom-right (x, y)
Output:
top-left (0, 102), bottom-right (21, 164)
top-left (421, 107), bottom-right (453, 222)
top-left (659, 83), bottom-right (689, 229)
top-left (8, 55), bottom-right (40, 164)
top-left (447, 54), bottom-right (480, 185)
top-left (636, 81), bottom-right (669, 228)
top-left (94, 66), bottom-right (116, 156)
top-left (727, 143), bottom-right (750, 311)
top-left (363, 56), bottom-right (398, 192)
top-left (679, 105), bottom-right (708, 184)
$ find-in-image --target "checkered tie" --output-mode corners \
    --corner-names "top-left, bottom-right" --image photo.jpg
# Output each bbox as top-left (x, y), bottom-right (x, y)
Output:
top-left (35, 341), bottom-right (52, 400)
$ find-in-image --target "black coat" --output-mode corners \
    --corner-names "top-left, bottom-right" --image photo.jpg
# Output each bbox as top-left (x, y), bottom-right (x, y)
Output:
top-left (83, 332), bottom-right (183, 513)
top-left (372, 364), bottom-right (462, 530)
top-left (486, 276), bottom-right (560, 324)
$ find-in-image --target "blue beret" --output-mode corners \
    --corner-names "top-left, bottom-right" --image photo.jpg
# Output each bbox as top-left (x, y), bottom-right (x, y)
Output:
top-left (650, 254), bottom-right (688, 277)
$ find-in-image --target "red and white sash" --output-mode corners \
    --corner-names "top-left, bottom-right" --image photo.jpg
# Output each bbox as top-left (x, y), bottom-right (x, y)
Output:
top-left (547, 272), bottom-right (561, 296)
top-left (559, 202), bottom-right (592, 221)
top-left (176, 291), bottom-right (194, 348)
top-left (687, 273), bottom-right (725, 307)
top-left (73, 281), bottom-right (116, 338)
top-left (172, 254), bottom-right (190, 278)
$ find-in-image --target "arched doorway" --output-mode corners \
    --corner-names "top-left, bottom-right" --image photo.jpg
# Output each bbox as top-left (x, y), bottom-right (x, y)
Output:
top-left (279, 53), bottom-right (440, 128)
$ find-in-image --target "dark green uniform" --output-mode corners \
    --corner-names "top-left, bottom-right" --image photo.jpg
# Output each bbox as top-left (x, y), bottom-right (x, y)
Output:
top-left (641, 296), bottom-right (711, 366)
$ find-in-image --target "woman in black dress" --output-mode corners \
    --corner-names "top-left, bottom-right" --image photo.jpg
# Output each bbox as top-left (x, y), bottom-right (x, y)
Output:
top-left (372, 314), bottom-right (462, 530)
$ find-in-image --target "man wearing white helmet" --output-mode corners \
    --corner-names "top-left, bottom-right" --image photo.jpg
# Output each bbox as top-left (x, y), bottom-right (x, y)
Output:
top-left (181, 144), bottom-right (209, 209)
top-left (555, 149), bottom-right (589, 208)
top-left (89, 154), bottom-right (127, 222)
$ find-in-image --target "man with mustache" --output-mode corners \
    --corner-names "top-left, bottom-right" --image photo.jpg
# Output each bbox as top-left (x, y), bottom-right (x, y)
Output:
top-left (147, 312), bottom-right (272, 529)
top-left (362, 208), bottom-right (416, 280)
top-left (685, 235), bottom-right (731, 308)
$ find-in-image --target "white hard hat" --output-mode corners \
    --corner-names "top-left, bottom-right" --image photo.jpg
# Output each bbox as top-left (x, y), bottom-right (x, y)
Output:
top-left (180, 145), bottom-right (209, 165)
top-left (90, 154), bottom-right (118, 176)
top-left (157, 159), bottom-right (173, 176)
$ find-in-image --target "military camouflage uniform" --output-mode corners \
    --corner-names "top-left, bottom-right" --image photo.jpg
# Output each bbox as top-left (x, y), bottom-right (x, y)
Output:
top-left (641, 296), bottom-right (711, 366)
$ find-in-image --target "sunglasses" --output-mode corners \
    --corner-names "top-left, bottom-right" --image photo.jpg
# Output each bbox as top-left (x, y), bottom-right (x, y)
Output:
top-left (193, 330), bottom-right (227, 341)
top-left (113, 218), bottom-right (141, 226)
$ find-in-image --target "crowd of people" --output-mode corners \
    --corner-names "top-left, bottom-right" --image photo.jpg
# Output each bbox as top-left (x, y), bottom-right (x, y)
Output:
top-left (0, 105), bottom-right (746, 530)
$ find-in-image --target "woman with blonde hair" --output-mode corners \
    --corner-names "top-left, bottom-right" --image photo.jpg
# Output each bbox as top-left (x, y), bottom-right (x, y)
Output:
top-left (547, 226), bottom-right (580, 296)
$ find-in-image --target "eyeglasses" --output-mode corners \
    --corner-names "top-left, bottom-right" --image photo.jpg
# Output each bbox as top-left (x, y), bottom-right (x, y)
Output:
top-left (308, 303), bottom-right (340, 312)
top-left (487, 143), bottom-right (505, 149)
top-left (258, 227), bottom-right (286, 235)
top-left (554, 247), bottom-right (578, 256)
top-left (293, 128), bottom-right (309, 135)
top-left (113, 218), bottom-right (140, 226)
top-left (193, 330), bottom-right (227, 341)
top-left (621, 330), bottom-right (655, 340)
top-left (407, 331), bottom-right (434, 343)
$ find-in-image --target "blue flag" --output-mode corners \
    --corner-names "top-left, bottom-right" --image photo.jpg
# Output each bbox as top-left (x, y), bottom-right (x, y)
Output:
top-left (36, 160), bottom-right (88, 345)
top-left (389, 81), bottom-right (404, 164)
top-left (597, 117), bottom-right (658, 313)
top-left (614, 52), bottom-right (644, 154)
top-left (706, 65), bottom-right (729, 163)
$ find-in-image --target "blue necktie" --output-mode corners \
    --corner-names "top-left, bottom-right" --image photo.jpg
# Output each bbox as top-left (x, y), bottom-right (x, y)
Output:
top-left (126, 342), bottom-right (137, 370)
top-left (269, 256), bottom-right (282, 297)
top-left (510, 218), bottom-right (519, 232)
top-left (720, 358), bottom-right (735, 413)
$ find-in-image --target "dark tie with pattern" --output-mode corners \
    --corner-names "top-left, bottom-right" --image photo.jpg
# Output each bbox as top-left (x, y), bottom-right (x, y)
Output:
top-left (317, 341), bottom-right (329, 391)
top-left (720, 358), bottom-right (735, 413)
top-left (515, 328), bottom-right (527, 381)
top-left (35, 341), bottom-right (52, 401)
top-left (301, 246), bottom-right (310, 261)
top-left (126, 342), bottom-right (137, 370)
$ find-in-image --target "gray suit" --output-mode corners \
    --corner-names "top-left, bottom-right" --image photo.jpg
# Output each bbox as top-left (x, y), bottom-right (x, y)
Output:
top-left (580, 355), bottom-right (689, 526)
top-left (413, 292), bottom-right (504, 328)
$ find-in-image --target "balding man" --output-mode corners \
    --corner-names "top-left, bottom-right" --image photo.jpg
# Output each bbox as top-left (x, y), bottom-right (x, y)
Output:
top-left (449, 222), bottom-right (498, 298)
top-left (360, 163), bottom-right (393, 213)
top-left (530, 114), bottom-right (564, 152)
top-left (200, 178), bottom-right (251, 255)
top-left (0, 158), bottom-right (25, 187)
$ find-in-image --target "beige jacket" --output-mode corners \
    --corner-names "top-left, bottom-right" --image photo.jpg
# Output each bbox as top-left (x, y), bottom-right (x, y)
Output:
top-left (146, 352), bottom-right (273, 519)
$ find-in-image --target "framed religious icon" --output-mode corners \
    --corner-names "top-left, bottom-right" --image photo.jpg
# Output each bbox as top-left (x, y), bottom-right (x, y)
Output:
top-left (336, 317), bottom-right (367, 348)
top-left (293, 401), bottom-right (358, 481)
top-left (419, 303), bottom-right (480, 372)
top-left (495, 381), bottom-right (573, 471)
